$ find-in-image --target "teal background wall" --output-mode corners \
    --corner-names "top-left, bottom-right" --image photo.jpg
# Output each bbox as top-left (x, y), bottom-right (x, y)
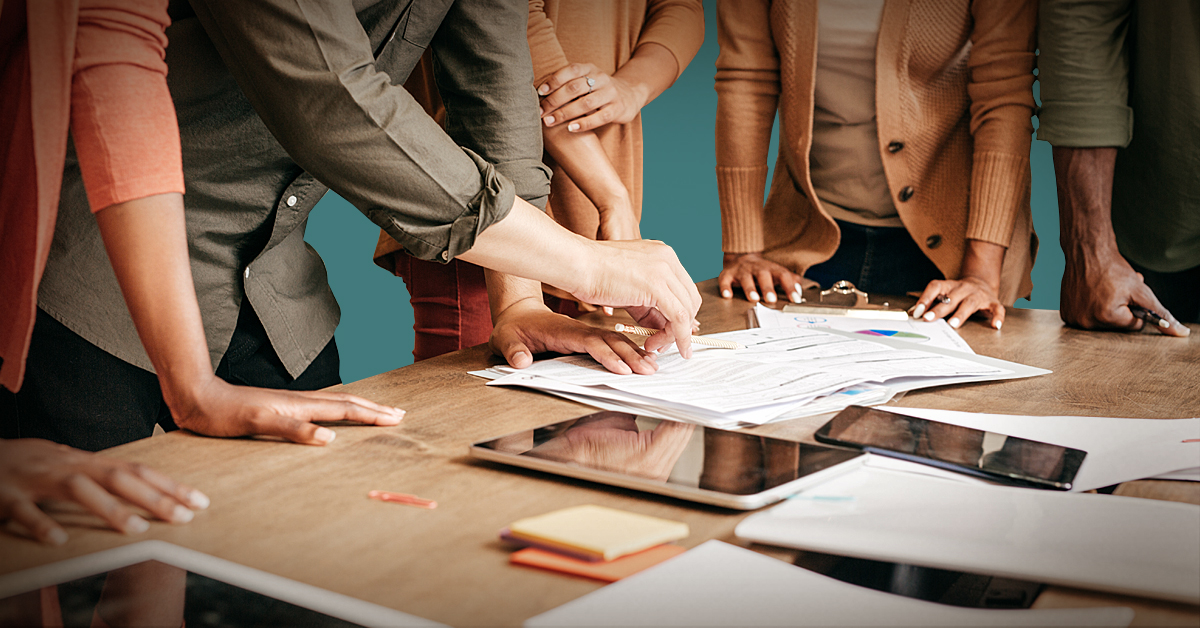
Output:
top-left (305, 4), bottom-right (1063, 384)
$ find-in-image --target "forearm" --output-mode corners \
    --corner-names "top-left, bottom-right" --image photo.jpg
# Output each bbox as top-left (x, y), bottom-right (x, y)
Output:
top-left (94, 194), bottom-right (216, 404)
top-left (612, 42), bottom-right (679, 109)
top-left (543, 124), bottom-right (630, 210)
top-left (459, 197), bottom-right (598, 296)
top-left (1052, 147), bottom-right (1121, 259)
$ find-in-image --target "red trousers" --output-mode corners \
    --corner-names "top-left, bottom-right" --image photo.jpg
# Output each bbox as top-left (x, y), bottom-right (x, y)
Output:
top-left (392, 253), bottom-right (493, 361)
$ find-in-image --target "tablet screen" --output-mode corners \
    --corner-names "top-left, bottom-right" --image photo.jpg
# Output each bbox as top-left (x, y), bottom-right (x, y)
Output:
top-left (473, 412), bottom-right (862, 497)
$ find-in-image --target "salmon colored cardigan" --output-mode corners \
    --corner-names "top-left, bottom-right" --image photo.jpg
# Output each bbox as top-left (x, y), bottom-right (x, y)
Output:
top-left (0, 0), bottom-right (184, 391)
top-left (715, 0), bottom-right (1037, 303)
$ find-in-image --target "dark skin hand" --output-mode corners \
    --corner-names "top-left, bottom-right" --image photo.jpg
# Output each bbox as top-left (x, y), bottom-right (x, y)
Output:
top-left (1053, 147), bottom-right (1188, 336)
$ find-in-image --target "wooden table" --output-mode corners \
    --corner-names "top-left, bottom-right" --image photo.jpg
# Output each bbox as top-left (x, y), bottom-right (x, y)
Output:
top-left (2, 280), bottom-right (1198, 626)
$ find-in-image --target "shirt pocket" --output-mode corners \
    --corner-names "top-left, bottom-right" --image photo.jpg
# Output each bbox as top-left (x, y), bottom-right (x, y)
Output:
top-left (401, 0), bottom-right (454, 48)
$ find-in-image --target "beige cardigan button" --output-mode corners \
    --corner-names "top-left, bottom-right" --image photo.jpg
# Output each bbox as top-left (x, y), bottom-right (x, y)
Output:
top-left (887, 141), bottom-right (904, 153)
top-left (926, 234), bottom-right (943, 249)
top-left (899, 186), bottom-right (915, 202)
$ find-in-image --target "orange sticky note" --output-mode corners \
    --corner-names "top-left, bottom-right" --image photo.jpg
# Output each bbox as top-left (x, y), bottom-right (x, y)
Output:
top-left (510, 544), bottom-right (687, 582)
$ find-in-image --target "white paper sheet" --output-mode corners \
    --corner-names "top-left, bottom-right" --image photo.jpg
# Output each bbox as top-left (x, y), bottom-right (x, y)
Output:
top-left (753, 304), bottom-right (975, 353)
top-left (526, 540), bottom-right (1134, 627)
top-left (736, 467), bottom-right (1200, 605)
top-left (874, 407), bottom-right (1200, 491)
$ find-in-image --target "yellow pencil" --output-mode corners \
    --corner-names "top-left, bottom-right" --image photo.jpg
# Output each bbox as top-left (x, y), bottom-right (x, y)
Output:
top-left (614, 324), bottom-right (744, 350)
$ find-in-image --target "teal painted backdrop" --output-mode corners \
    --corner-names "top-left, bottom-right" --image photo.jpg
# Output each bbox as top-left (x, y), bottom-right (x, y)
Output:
top-left (305, 4), bottom-right (1063, 384)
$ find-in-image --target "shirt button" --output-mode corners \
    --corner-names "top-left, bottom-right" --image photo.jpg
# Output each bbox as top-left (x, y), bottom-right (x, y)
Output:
top-left (926, 234), bottom-right (942, 249)
top-left (244, 267), bottom-right (251, 280)
top-left (898, 186), bottom-right (915, 202)
top-left (286, 195), bottom-right (298, 207)
top-left (887, 141), bottom-right (905, 153)
top-left (440, 251), bottom-right (449, 262)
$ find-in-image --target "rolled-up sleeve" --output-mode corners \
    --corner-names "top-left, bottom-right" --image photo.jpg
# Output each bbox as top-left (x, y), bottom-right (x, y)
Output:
top-left (1036, 0), bottom-right (1134, 148)
top-left (187, 0), bottom-right (521, 262)
top-left (432, 0), bottom-right (550, 210)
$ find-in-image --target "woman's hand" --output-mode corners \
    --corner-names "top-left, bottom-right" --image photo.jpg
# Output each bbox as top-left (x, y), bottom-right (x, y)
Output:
top-left (911, 239), bottom-right (1007, 329)
top-left (0, 439), bottom-right (208, 545)
top-left (539, 64), bottom-right (647, 133)
top-left (597, 197), bottom-right (641, 242)
top-left (911, 277), bottom-right (1005, 329)
top-left (718, 253), bottom-right (813, 304)
top-left (167, 379), bottom-right (405, 446)
top-left (489, 298), bottom-right (657, 375)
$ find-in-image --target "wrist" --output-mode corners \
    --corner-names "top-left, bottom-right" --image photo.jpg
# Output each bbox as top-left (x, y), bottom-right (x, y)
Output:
top-left (158, 369), bottom-right (222, 421)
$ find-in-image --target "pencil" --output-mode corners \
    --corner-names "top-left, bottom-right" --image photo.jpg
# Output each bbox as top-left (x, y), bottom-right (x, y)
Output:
top-left (1129, 305), bottom-right (1171, 329)
top-left (614, 323), bottom-right (744, 350)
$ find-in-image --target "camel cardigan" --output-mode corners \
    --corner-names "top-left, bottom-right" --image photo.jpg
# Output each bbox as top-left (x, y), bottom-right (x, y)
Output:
top-left (715, 0), bottom-right (1037, 303)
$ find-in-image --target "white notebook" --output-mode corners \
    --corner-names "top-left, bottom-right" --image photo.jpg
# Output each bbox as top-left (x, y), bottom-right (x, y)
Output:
top-left (736, 466), bottom-right (1200, 604)
top-left (526, 541), bottom-right (1133, 627)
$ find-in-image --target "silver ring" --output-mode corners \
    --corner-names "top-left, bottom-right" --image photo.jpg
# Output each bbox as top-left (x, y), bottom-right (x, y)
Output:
top-left (585, 76), bottom-right (596, 92)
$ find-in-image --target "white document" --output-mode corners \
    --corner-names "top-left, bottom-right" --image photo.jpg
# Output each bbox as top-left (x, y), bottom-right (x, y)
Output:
top-left (736, 467), bottom-right (1200, 605)
top-left (526, 540), bottom-right (1134, 627)
top-left (752, 304), bottom-right (975, 353)
top-left (488, 327), bottom-right (1047, 429)
top-left (874, 407), bottom-right (1200, 491)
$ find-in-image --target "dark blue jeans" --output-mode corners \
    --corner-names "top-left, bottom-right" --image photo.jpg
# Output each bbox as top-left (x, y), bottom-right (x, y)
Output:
top-left (805, 220), bottom-right (944, 296)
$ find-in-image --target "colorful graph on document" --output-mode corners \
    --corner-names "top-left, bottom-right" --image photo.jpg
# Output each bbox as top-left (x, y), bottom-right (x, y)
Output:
top-left (854, 329), bottom-right (930, 343)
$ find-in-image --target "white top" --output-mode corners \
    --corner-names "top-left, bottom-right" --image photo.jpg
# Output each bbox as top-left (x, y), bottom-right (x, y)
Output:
top-left (810, 0), bottom-right (901, 228)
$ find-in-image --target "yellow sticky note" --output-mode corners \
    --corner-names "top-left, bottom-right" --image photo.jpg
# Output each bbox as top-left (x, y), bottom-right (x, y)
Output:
top-left (508, 505), bottom-right (689, 561)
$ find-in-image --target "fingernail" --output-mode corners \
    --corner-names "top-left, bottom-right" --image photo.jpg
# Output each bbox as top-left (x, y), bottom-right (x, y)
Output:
top-left (748, 291), bottom-right (759, 301)
top-left (172, 505), bottom-right (194, 524)
top-left (923, 312), bottom-right (935, 321)
top-left (764, 292), bottom-right (777, 303)
top-left (392, 407), bottom-right (406, 418)
top-left (617, 363), bottom-right (632, 375)
top-left (603, 307), bottom-right (614, 315)
top-left (315, 427), bottom-right (336, 444)
top-left (994, 320), bottom-right (1003, 330)
top-left (538, 84), bottom-right (549, 95)
top-left (1159, 319), bottom-right (1171, 328)
top-left (568, 123), bottom-right (580, 132)
top-left (722, 290), bottom-right (732, 298)
top-left (949, 317), bottom-right (961, 328)
top-left (543, 115), bottom-right (554, 125)
top-left (912, 304), bottom-right (926, 318)
top-left (126, 515), bottom-right (150, 534)
top-left (791, 291), bottom-right (803, 303)
top-left (46, 528), bottom-right (69, 546)
top-left (538, 106), bottom-right (544, 115)
top-left (187, 490), bottom-right (210, 510)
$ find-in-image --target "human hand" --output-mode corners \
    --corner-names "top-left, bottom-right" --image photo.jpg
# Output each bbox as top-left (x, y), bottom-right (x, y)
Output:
top-left (527, 413), bottom-right (694, 481)
top-left (167, 379), bottom-right (405, 446)
top-left (1061, 248), bottom-right (1188, 336)
top-left (718, 253), bottom-right (813, 304)
top-left (570, 239), bottom-right (701, 357)
top-left (489, 299), bottom-right (657, 375)
top-left (910, 277), bottom-right (1005, 329)
top-left (0, 439), bottom-right (208, 546)
top-left (538, 64), bottom-right (645, 133)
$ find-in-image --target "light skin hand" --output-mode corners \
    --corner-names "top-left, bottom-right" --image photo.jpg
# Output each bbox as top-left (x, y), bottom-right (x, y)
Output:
top-left (485, 272), bottom-right (657, 375)
top-left (911, 239), bottom-right (1007, 329)
top-left (0, 439), bottom-right (209, 546)
top-left (538, 43), bottom-right (679, 133)
top-left (458, 199), bottom-right (701, 357)
top-left (1052, 147), bottom-right (1188, 336)
top-left (718, 252), bottom-right (815, 304)
top-left (95, 195), bottom-right (405, 448)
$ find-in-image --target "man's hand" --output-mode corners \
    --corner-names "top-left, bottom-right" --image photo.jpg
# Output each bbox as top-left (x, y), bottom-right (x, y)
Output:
top-left (489, 299), bottom-right (657, 375)
top-left (0, 439), bottom-right (208, 545)
top-left (1061, 246), bottom-right (1188, 335)
top-left (169, 380), bottom-right (405, 446)
top-left (1053, 147), bottom-right (1189, 337)
top-left (718, 252), bottom-right (814, 304)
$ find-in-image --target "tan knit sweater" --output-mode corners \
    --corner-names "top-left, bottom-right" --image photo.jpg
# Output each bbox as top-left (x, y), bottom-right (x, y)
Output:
top-left (716, 0), bottom-right (1037, 303)
top-left (528, 0), bottom-right (704, 237)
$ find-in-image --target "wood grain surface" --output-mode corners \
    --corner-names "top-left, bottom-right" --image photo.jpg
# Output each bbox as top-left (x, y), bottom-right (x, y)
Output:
top-left (1, 279), bottom-right (1196, 626)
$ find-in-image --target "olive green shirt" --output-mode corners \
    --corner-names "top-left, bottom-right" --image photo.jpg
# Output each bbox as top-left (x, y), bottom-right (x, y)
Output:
top-left (1037, 0), bottom-right (1200, 273)
top-left (38, 0), bottom-right (549, 377)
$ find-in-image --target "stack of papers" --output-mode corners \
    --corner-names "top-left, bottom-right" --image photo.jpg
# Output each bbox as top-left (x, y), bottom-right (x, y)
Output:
top-left (482, 325), bottom-right (1048, 429)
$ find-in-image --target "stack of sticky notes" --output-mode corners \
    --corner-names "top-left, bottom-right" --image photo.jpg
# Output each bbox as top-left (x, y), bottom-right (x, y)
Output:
top-left (503, 505), bottom-right (689, 582)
